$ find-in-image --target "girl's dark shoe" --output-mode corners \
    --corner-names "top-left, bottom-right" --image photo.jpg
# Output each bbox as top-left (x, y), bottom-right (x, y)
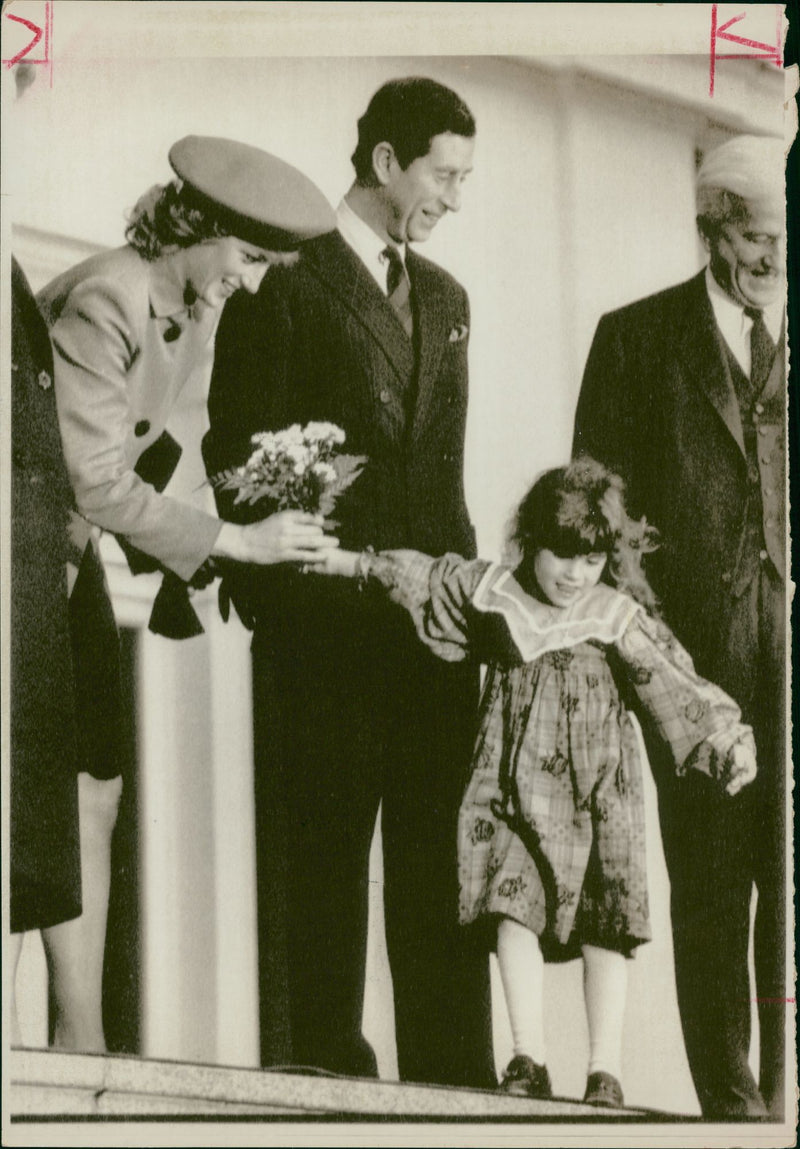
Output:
top-left (583, 1070), bottom-right (624, 1108)
top-left (498, 1054), bottom-right (553, 1099)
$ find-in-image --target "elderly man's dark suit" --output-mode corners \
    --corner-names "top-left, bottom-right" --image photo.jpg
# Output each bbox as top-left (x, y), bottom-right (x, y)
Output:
top-left (203, 231), bottom-right (493, 1087)
top-left (573, 270), bottom-right (785, 1118)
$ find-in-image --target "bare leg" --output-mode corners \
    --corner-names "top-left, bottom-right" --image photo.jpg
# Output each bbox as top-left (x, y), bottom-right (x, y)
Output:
top-left (9, 932), bottom-right (25, 1046)
top-left (42, 772), bottom-right (122, 1052)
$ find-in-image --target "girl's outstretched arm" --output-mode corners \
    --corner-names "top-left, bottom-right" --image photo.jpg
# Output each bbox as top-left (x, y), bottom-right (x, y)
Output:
top-left (318, 548), bottom-right (489, 661)
top-left (319, 553), bottom-right (645, 666)
top-left (614, 609), bottom-right (757, 796)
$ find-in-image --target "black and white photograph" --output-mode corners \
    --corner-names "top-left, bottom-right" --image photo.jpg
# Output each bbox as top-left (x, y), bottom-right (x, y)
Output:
top-left (2, 2), bottom-right (796, 1144)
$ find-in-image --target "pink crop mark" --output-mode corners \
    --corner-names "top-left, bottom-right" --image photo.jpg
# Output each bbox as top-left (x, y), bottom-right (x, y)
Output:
top-left (2, 1), bottom-right (53, 87)
top-left (709, 4), bottom-right (782, 96)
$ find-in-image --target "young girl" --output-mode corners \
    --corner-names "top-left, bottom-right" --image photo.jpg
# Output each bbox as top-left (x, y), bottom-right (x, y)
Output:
top-left (322, 457), bottom-right (756, 1107)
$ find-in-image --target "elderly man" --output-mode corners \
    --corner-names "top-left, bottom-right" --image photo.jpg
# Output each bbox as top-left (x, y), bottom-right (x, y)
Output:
top-left (203, 77), bottom-right (493, 1088)
top-left (573, 135), bottom-right (786, 1119)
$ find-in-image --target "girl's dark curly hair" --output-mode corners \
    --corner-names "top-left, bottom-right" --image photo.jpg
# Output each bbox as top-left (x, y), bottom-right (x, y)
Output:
top-left (510, 456), bottom-right (660, 611)
top-left (125, 180), bottom-right (229, 261)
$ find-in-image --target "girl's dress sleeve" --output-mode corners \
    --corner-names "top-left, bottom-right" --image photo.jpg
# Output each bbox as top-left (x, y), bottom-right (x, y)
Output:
top-left (366, 550), bottom-right (490, 661)
top-left (612, 608), bottom-right (755, 781)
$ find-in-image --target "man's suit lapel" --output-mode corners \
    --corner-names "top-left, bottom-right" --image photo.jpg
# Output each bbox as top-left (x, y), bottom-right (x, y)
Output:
top-left (676, 271), bottom-right (746, 459)
top-left (303, 233), bottom-right (415, 383)
top-left (407, 251), bottom-right (448, 440)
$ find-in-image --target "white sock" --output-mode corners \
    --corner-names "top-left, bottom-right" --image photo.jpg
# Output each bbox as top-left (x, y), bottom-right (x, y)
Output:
top-left (582, 943), bottom-right (627, 1080)
top-left (497, 917), bottom-right (546, 1065)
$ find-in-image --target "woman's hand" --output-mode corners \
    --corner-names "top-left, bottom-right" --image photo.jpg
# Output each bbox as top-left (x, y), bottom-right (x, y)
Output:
top-left (214, 512), bottom-right (340, 566)
top-left (723, 742), bottom-right (757, 796)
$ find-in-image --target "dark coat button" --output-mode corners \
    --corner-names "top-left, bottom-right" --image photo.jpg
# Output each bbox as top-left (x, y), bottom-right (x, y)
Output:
top-left (135, 420), bottom-right (151, 437)
top-left (163, 321), bottom-right (182, 343)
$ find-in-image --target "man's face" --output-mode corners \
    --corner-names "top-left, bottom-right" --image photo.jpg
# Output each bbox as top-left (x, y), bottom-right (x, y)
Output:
top-left (706, 200), bottom-right (784, 310)
top-left (383, 132), bottom-right (474, 245)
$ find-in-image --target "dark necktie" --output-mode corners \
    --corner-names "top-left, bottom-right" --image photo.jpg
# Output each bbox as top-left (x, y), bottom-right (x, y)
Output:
top-left (744, 306), bottom-right (777, 393)
top-left (382, 246), bottom-right (413, 338)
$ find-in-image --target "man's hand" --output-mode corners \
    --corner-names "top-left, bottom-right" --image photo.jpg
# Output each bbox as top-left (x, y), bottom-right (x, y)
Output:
top-left (723, 742), bottom-right (757, 797)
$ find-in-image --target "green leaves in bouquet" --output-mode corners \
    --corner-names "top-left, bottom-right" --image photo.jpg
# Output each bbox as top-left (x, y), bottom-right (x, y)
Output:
top-left (212, 421), bottom-right (367, 514)
top-left (317, 453), bottom-right (367, 517)
top-left (213, 450), bottom-right (367, 515)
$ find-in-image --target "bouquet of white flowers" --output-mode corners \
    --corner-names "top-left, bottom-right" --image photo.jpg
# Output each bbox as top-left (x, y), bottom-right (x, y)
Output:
top-left (214, 422), bottom-right (367, 517)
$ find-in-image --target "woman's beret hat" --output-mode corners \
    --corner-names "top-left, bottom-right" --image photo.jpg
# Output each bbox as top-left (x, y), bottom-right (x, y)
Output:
top-left (169, 135), bottom-right (335, 251)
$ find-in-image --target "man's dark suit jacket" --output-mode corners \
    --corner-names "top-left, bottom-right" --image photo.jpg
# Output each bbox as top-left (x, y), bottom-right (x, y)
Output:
top-left (205, 230), bottom-right (475, 561)
top-left (573, 269), bottom-right (786, 1117)
top-left (573, 270), bottom-right (784, 698)
top-left (203, 230), bottom-right (492, 1087)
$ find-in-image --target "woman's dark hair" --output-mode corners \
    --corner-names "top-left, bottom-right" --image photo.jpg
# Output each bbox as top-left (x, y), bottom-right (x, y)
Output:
top-left (511, 456), bottom-right (660, 610)
top-left (125, 180), bottom-right (230, 260)
top-left (351, 76), bottom-right (475, 183)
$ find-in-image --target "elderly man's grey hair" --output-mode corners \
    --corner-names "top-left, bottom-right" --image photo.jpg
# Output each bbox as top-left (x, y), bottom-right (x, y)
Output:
top-left (696, 134), bottom-right (785, 231)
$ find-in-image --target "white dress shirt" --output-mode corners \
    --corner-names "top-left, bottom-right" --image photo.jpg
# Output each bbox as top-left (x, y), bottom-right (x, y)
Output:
top-left (705, 265), bottom-right (784, 378)
top-left (336, 198), bottom-right (407, 295)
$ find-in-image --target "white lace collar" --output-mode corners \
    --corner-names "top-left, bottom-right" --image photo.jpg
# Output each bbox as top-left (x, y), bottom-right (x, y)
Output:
top-left (472, 566), bottom-right (641, 661)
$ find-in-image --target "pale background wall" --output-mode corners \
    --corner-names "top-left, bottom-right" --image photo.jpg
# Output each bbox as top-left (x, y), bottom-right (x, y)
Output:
top-left (4, 24), bottom-right (785, 1118)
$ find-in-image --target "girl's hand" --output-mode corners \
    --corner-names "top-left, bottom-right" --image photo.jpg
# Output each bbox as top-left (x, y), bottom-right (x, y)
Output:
top-left (215, 512), bottom-right (340, 566)
top-left (723, 742), bottom-right (757, 796)
top-left (316, 549), bottom-right (362, 577)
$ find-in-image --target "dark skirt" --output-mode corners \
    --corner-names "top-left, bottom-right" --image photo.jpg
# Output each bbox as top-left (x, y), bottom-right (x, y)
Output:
top-left (69, 543), bottom-right (126, 782)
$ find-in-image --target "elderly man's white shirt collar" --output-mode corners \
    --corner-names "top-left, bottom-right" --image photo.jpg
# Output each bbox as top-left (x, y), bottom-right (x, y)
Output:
top-left (705, 265), bottom-right (784, 377)
top-left (336, 198), bottom-right (406, 296)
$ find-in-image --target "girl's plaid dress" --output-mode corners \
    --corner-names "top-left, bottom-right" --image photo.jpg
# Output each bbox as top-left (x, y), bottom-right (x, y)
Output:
top-left (366, 552), bottom-right (754, 957)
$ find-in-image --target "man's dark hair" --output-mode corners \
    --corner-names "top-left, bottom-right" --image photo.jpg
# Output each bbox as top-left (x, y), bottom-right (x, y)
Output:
top-left (351, 76), bottom-right (475, 183)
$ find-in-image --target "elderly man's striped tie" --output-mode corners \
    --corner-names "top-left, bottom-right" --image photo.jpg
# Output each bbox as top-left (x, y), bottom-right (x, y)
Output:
top-left (745, 307), bottom-right (777, 392)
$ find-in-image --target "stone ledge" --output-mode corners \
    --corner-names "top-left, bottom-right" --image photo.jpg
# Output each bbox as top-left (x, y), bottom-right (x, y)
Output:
top-left (9, 1048), bottom-right (670, 1121)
